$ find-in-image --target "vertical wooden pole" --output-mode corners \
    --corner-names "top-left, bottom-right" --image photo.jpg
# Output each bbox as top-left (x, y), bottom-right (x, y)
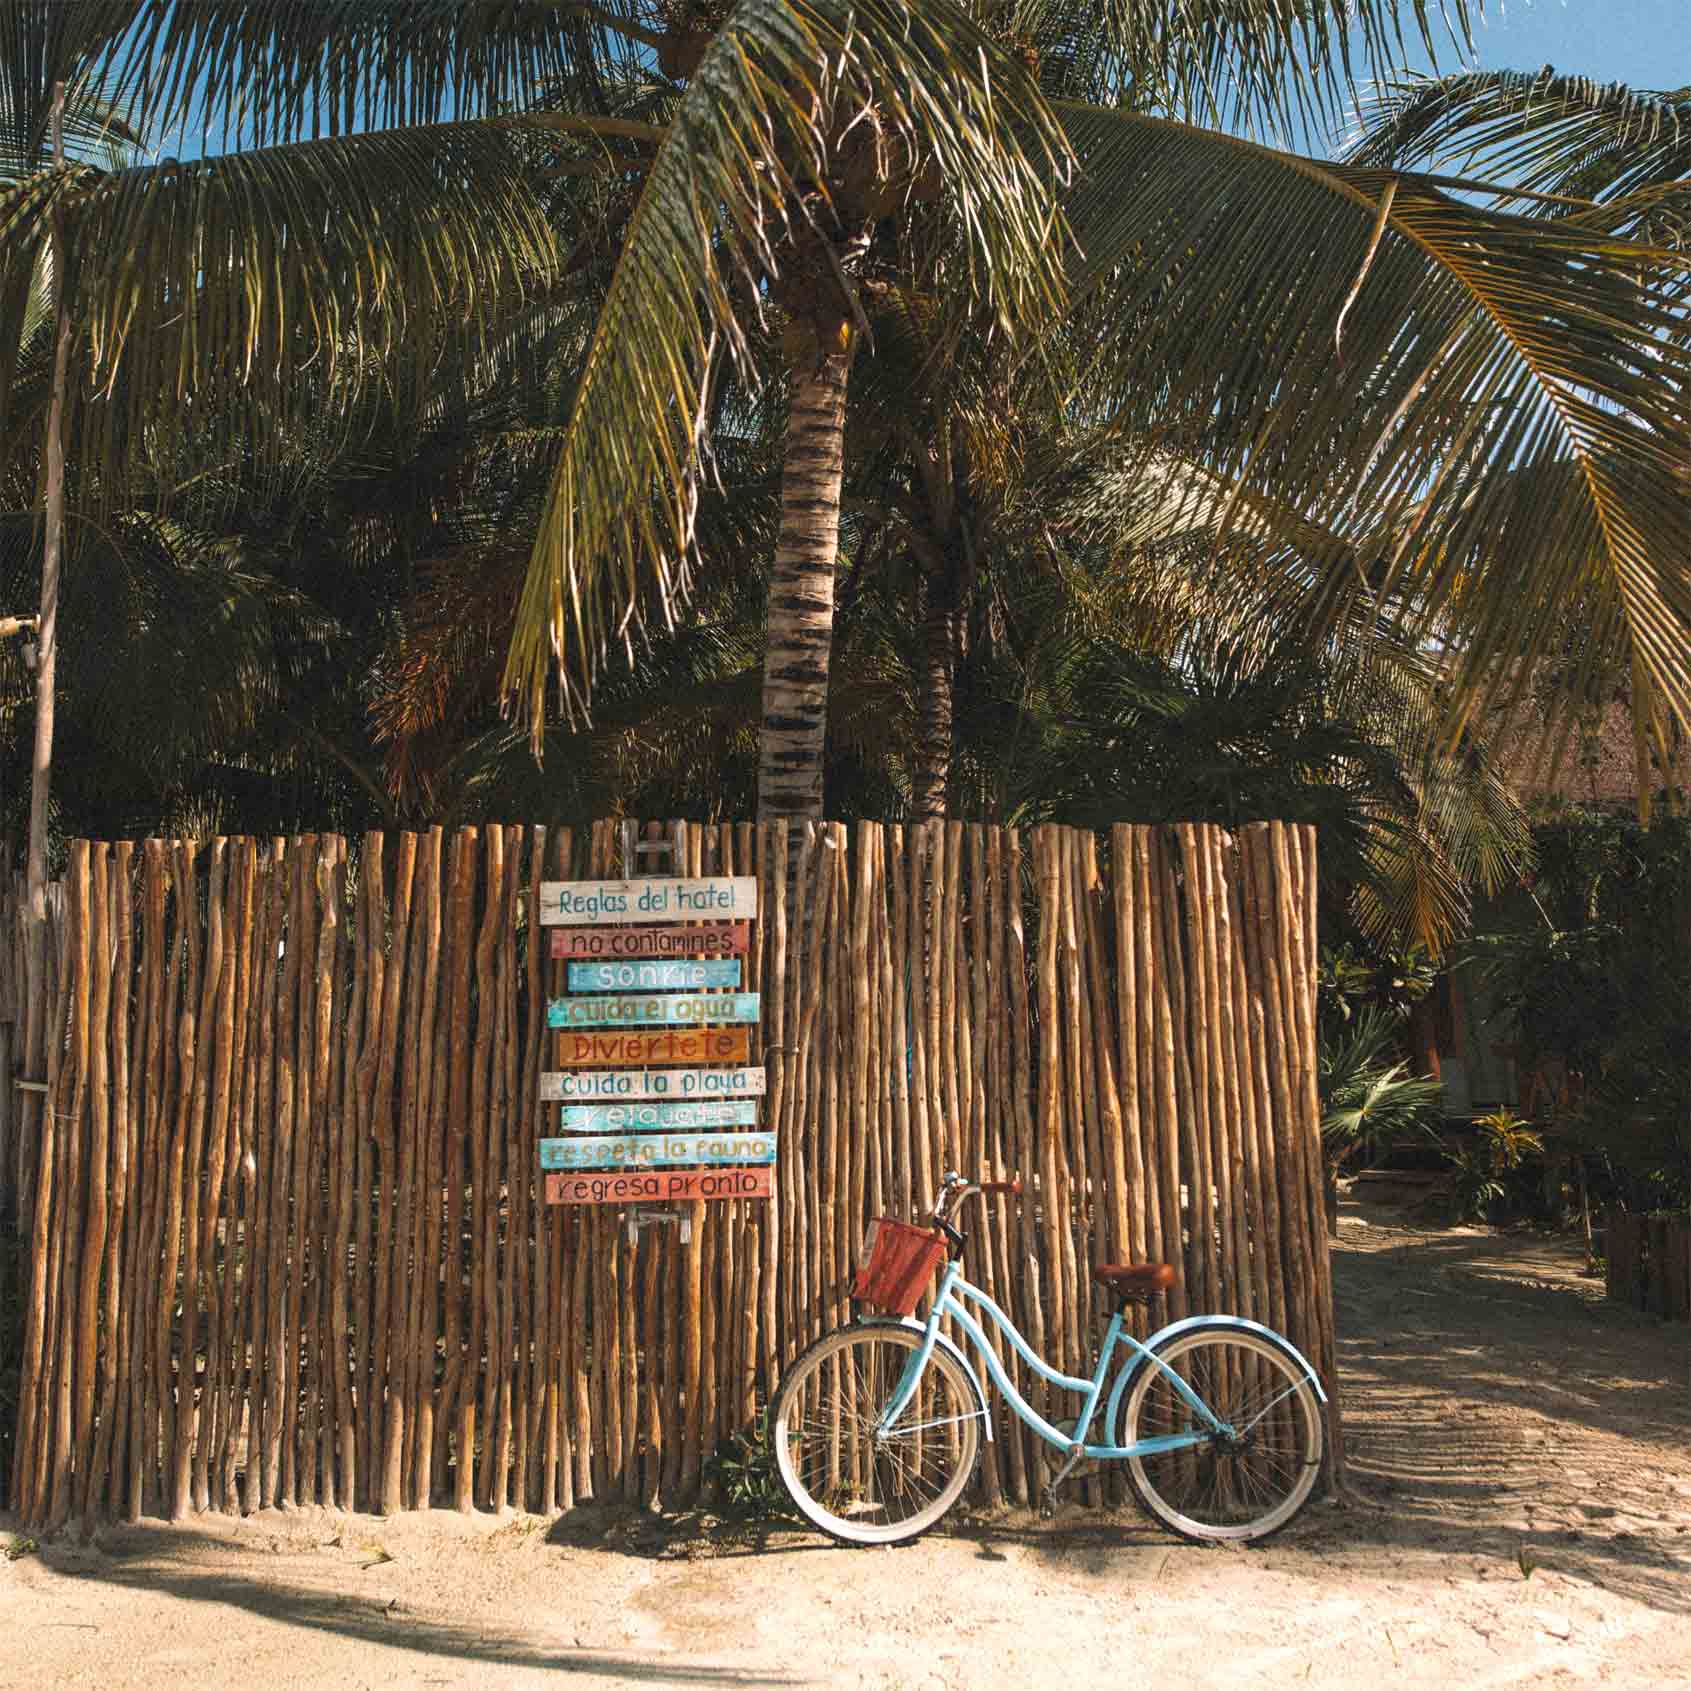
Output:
top-left (214, 841), bottom-right (258, 1512)
top-left (158, 841), bottom-right (203, 1520)
top-left (517, 827), bottom-right (545, 1510)
top-left (493, 826), bottom-right (524, 1508)
top-left (398, 830), bottom-right (441, 1507)
top-left (461, 827), bottom-right (502, 1511)
top-left (541, 827), bottom-right (572, 1513)
top-left (100, 842), bottom-right (137, 1518)
top-left (434, 831), bottom-right (475, 1493)
top-left (324, 839), bottom-right (357, 1508)
top-left (352, 835), bottom-right (386, 1507)
top-left (1137, 830), bottom-right (1187, 1325)
top-left (246, 844), bottom-right (283, 1512)
top-left (71, 843), bottom-right (110, 1523)
top-left (375, 833), bottom-right (418, 1515)
top-left (285, 837), bottom-right (320, 1507)
top-left (412, 827), bottom-right (448, 1508)
top-left (193, 844), bottom-right (241, 1513)
top-left (304, 840), bottom-right (339, 1504)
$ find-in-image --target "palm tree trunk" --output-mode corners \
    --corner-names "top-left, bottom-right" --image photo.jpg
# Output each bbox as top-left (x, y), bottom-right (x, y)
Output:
top-left (910, 580), bottom-right (958, 820)
top-left (27, 85), bottom-right (68, 931)
top-left (757, 342), bottom-right (852, 819)
top-left (21, 84), bottom-right (70, 1230)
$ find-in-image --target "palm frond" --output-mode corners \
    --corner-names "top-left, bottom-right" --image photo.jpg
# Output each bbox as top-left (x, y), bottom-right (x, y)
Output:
top-left (1055, 103), bottom-right (1691, 782)
top-left (98, 1), bottom-right (610, 147)
top-left (504, 0), bottom-right (1070, 730)
top-left (25, 119), bottom-right (564, 499)
top-left (1018, 0), bottom-right (1477, 138)
top-left (1348, 69), bottom-right (1691, 208)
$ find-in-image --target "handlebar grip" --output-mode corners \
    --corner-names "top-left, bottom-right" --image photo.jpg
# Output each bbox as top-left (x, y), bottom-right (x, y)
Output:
top-left (979, 1178), bottom-right (1022, 1196)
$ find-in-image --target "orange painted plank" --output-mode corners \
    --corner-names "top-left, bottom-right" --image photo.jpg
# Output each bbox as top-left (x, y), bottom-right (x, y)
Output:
top-left (550, 1027), bottom-right (751, 1067)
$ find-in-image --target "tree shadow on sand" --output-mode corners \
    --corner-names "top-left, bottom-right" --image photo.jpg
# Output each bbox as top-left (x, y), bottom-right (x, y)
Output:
top-left (28, 1524), bottom-right (804, 1685)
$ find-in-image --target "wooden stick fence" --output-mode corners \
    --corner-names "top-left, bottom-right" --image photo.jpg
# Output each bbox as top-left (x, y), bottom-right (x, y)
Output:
top-left (1604, 1207), bottom-right (1691, 1321)
top-left (6, 819), bottom-right (1339, 1525)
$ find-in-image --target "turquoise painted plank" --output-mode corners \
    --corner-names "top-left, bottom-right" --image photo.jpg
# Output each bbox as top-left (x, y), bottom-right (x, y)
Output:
top-left (568, 958), bottom-right (742, 993)
top-left (559, 1101), bottom-right (758, 1131)
top-left (548, 991), bottom-right (760, 1029)
top-left (539, 1131), bottom-right (777, 1170)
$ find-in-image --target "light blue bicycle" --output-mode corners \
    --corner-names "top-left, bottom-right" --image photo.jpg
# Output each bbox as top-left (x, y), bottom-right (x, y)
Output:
top-left (772, 1172), bottom-right (1326, 1545)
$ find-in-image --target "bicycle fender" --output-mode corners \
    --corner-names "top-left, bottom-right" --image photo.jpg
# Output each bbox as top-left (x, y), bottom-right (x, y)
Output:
top-left (869, 1315), bottom-right (995, 1442)
top-left (1139, 1314), bottom-right (1328, 1403)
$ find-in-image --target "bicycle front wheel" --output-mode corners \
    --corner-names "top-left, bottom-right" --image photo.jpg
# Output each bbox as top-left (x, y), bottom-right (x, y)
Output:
top-left (1121, 1324), bottom-right (1324, 1543)
top-left (772, 1322), bottom-right (983, 1545)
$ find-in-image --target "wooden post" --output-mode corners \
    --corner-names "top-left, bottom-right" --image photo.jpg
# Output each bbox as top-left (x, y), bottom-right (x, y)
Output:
top-left (375, 832), bottom-right (418, 1515)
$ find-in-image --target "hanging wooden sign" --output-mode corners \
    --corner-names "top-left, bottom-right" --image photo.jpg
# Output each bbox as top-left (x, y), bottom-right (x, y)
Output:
top-left (548, 991), bottom-right (760, 1029)
top-left (550, 922), bottom-right (750, 961)
top-left (540, 1065), bottom-right (767, 1102)
top-left (544, 1165), bottom-right (775, 1206)
top-left (567, 958), bottom-right (743, 993)
top-left (540, 877), bottom-right (757, 925)
top-left (540, 1132), bottom-right (776, 1170)
top-left (559, 1100), bottom-right (758, 1131)
top-left (551, 1027), bottom-right (751, 1067)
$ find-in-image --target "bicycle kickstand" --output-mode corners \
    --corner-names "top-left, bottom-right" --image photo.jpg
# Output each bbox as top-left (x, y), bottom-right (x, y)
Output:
top-left (1039, 1444), bottom-right (1087, 1520)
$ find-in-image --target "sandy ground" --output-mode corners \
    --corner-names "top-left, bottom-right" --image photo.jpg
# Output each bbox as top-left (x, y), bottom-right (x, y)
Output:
top-left (5, 1203), bottom-right (1690, 1689)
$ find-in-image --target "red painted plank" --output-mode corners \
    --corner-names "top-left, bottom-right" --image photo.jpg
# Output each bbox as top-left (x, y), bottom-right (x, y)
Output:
top-left (543, 1165), bottom-right (776, 1205)
top-left (549, 922), bottom-right (751, 961)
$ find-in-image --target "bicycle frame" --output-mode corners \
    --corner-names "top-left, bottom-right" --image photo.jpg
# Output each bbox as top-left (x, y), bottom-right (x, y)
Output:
top-left (875, 1259), bottom-right (1251, 1461)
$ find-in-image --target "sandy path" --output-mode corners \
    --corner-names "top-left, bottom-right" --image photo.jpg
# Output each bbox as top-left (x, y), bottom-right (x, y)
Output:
top-left (5, 1208), bottom-right (1689, 1689)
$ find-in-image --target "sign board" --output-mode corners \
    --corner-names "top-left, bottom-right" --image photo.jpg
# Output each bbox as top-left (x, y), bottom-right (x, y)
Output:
top-left (559, 1100), bottom-right (758, 1131)
top-left (550, 922), bottom-right (750, 961)
top-left (544, 1165), bottom-right (775, 1206)
top-left (540, 1132), bottom-right (776, 1170)
top-left (540, 877), bottom-right (757, 926)
top-left (541, 1065), bottom-right (767, 1102)
top-left (568, 959), bottom-right (742, 993)
top-left (548, 992), bottom-right (760, 1029)
top-left (551, 1028), bottom-right (751, 1067)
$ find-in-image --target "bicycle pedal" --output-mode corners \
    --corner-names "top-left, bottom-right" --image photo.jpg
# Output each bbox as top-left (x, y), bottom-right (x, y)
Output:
top-left (1038, 1487), bottom-right (1058, 1521)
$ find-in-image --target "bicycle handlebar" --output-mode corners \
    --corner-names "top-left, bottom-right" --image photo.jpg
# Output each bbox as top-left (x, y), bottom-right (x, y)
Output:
top-left (930, 1172), bottom-right (1022, 1226)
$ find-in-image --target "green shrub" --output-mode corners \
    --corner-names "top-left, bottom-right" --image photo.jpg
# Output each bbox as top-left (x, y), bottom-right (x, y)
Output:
top-left (1474, 808), bottom-right (1691, 1211)
top-left (703, 1407), bottom-right (798, 1524)
top-left (1444, 1109), bottom-right (1545, 1222)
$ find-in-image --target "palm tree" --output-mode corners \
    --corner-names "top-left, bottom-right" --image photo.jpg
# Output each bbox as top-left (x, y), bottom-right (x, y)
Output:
top-left (492, 2), bottom-right (1691, 822)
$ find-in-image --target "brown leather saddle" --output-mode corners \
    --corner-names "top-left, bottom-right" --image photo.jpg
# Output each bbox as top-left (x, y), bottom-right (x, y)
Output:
top-left (1092, 1262), bottom-right (1176, 1302)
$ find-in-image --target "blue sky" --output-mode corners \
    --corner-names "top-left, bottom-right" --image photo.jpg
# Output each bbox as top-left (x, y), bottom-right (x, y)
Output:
top-left (1402, 0), bottom-right (1684, 90)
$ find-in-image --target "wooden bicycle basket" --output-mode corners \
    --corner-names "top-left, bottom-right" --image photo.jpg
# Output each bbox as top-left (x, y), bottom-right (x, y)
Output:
top-left (850, 1218), bottom-right (949, 1316)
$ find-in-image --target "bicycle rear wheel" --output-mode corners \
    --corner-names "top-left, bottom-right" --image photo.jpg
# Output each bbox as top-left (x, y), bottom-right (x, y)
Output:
top-left (1121, 1323), bottom-right (1323, 1543)
top-left (772, 1322), bottom-right (983, 1545)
